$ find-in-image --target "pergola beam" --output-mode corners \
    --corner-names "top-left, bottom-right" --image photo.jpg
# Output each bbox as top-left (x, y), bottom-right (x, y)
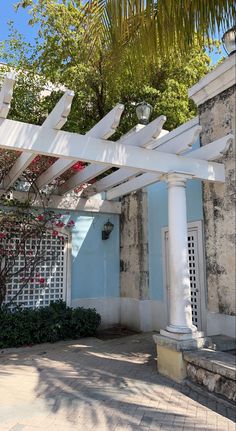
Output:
top-left (83, 121), bottom-right (200, 198)
top-left (58, 115), bottom-right (167, 195)
top-left (0, 118), bottom-right (225, 183)
top-left (36, 103), bottom-right (124, 189)
top-left (9, 191), bottom-right (121, 214)
top-left (106, 134), bottom-right (233, 200)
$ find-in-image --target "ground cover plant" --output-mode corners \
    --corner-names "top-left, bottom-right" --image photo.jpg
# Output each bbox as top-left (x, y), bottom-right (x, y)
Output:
top-left (0, 300), bottom-right (101, 348)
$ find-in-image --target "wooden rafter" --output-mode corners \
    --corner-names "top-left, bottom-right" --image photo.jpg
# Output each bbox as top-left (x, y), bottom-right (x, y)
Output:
top-left (105, 134), bottom-right (233, 200)
top-left (59, 115), bottom-right (167, 195)
top-left (0, 117), bottom-right (225, 183)
top-left (0, 89), bottom-right (75, 196)
top-left (36, 103), bottom-right (124, 190)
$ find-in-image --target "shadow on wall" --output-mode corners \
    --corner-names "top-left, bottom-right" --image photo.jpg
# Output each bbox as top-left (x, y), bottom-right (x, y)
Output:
top-left (71, 213), bottom-right (120, 300)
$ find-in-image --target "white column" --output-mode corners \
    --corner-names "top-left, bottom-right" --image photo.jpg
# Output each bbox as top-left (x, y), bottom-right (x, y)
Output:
top-left (166, 173), bottom-right (197, 334)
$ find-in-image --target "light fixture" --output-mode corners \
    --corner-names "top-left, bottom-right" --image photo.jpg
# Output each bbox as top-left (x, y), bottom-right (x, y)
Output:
top-left (222, 26), bottom-right (236, 56)
top-left (136, 101), bottom-right (153, 125)
top-left (102, 219), bottom-right (114, 240)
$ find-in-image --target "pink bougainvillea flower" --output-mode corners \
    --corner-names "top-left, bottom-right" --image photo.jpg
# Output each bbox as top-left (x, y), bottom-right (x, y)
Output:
top-left (39, 278), bottom-right (45, 284)
top-left (72, 162), bottom-right (84, 172)
top-left (36, 215), bottom-right (44, 221)
top-left (55, 221), bottom-right (65, 228)
top-left (52, 230), bottom-right (59, 237)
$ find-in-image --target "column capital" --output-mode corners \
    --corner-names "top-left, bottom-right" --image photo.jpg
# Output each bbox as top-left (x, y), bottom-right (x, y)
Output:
top-left (165, 172), bottom-right (193, 188)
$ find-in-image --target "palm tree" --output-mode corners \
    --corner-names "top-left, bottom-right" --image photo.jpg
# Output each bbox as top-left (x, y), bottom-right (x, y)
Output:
top-left (82, 0), bottom-right (235, 55)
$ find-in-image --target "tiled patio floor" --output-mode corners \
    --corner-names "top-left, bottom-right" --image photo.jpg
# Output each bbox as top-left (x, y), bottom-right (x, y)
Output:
top-left (0, 333), bottom-right (235, 430)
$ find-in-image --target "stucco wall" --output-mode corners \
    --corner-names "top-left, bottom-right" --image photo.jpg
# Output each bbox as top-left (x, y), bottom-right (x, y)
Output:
top-left (120, 190), bottom-right (149, 300)
top-left (199, 85), bottom-right (236, 316)
top-left (70, 212), bottom-right (120, 301)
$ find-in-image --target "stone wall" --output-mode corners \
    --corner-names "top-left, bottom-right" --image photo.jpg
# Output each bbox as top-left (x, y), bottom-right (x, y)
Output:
top-left (199, 85), bottom-right (236, 316)
top-left (120, 190), bottom-right (149, 300)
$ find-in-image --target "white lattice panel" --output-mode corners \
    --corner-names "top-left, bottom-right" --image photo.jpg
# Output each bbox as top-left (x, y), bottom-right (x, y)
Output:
top-left (164, 225), bottom-right (202, 329)
top-left (187, 231), bottom-right (201, 327)
top-left (4, 234), bottom-right (67, 308)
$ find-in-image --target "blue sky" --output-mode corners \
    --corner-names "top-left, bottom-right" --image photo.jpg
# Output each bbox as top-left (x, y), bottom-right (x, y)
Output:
top-left (0, 0), bottom-right (224, 65)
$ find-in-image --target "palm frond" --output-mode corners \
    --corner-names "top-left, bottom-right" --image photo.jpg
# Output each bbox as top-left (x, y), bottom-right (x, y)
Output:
top-left (82, 0), bottom-right (235, 55)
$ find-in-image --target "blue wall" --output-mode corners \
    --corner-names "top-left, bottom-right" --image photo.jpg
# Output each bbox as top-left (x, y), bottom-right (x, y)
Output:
top-left (147, 139), bottom-right (203, 301)
top-left (70, 213), bottom-right (120, 300)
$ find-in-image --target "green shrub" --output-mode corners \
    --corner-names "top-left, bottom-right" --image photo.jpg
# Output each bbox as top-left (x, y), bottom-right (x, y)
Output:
top-left (0, 300), bottom-right (101, 348)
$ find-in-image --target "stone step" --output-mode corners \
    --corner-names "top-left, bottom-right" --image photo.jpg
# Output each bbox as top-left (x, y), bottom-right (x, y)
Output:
top-left (206, 334), bottom-right (236, 352)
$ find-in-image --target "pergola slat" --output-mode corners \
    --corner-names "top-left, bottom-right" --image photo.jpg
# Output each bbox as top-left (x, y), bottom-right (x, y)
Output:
top-left (105, 135), bottom-right (233, 200)
top-left (36, 103), bottom-right (124, 190)
top-left (83, 122), bottom-right (201, 198)
top-left (0, 72), bottom-right (15, 118)
top-left (0, 118), bottom-right (225, 182)
top-left (9, 191), bottom-right (121, 214)
top-left (0, 90), bottom-right (75, 196)
top-left (59, 115), bottom-right (166, 195)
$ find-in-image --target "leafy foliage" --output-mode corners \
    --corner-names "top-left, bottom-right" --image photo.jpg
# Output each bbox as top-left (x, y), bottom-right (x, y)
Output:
top-left (0, 301), bottom-right (101, 348)
top-left (2, 2), bottom-right (215, 135)
top-left (17, 0), bottom-right (235, 56)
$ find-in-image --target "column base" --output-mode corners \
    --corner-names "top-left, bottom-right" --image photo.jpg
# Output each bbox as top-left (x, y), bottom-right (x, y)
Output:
top-left (160, 328), bottom-right (204, 341)
top-left (153, 332), bottom-right (206, 383)
top-left (166, 323), bottom-right (197, 334)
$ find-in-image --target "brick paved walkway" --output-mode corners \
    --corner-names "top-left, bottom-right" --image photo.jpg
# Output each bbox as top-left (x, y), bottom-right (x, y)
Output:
top-left (0, 333), bottom-right (235, 431)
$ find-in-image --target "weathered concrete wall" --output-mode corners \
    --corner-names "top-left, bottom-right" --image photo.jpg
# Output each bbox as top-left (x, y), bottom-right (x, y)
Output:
top-left (199, 85), bottom-right (236, 316)
top-left (120, 190), bottom-right (149, 300)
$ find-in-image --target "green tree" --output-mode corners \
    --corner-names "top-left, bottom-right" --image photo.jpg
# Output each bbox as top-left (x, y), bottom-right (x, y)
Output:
top-left (2, 1), bottom-right (215, 135)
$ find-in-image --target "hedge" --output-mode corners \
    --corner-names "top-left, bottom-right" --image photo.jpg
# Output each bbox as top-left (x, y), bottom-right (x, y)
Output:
top-left (0, 300), bottom-right (101, 348)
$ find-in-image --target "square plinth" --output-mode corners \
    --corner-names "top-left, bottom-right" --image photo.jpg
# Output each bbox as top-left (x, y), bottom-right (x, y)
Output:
top-left (153, 332), bottom-right (206, 383)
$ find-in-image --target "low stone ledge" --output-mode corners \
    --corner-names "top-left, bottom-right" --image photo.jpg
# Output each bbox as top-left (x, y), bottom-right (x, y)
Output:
top-left (184, 348), bottom-right (236, 381)
top-left (186, 363), bottom-right (236, 403)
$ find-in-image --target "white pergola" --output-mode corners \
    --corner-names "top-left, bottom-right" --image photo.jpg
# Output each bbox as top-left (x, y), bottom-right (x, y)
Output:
top-left (0, 73), bottom-right (233, 338)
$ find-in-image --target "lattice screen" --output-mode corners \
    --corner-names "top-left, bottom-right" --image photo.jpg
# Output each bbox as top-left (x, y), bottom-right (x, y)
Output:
top-left (4, 234), bottom-right (67, 309)
top-left (165, 226), bottom-right (202, 329)
top-left (188, 231), bottom-right (201, 328)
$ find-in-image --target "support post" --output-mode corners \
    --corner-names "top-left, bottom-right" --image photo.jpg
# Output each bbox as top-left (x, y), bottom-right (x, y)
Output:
top-left (153, 173), bottom-right (206, 383)
top-left (166, 173), bottom-right (197, 334)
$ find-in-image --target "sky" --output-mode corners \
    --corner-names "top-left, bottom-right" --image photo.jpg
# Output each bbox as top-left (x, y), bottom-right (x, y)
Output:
top-left (0, 0), bottom-right (225, 65)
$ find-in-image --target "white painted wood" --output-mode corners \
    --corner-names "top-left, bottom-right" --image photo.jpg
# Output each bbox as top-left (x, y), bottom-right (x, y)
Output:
top-left (163, 221), bottom-right (207, 332)
top-left (0, 90), bottom-right (75, 195)
top-left (106, 172), bottom-right (161, 200)
top-left (87, 103), bottom-right (124, 139)
top-left (154, 125), bottom-right (202, 154)
top-left (10, 190), bottom-right (122, 214)
top-left (85, 121), bottom-right (199, 197)
top-left (36, 103), bottom-right (124, 190)
top-left (42, 89), bottom-right (75, 130)
top-left (59, 115), bottom-right (166, 195)
top-left (0, 72), bottom-right (15, 118)
top-left (166, 173), bottom-right (197, 334)
top-left (58, 164), bottom-right (109, 195)
top-left (146, 117), bottom-right (200, 150)
top-left (64, 233), bottom-right (72, 306)
top-left (1, 152), bottom-right (36, 192)
top-left (106, 135), bottom-right (231, 200)
top-left (162, 222), bottom-right (207, 332)
top-left (185, 134), bottom-right (233, 160)
top-left (0, 118), bottom-right (225, 182)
